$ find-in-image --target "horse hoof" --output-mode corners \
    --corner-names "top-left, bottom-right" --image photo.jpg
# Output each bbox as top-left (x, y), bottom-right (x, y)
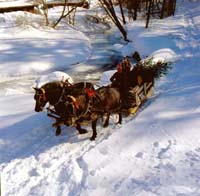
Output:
top-left (79, 129), bottom-right (88, 134)
top-left (55, 130), bottom-right (61, 136)
top-left (90, 136), bottom-right (96, 141)
top-left (103, 123), bottom-right (109, 128)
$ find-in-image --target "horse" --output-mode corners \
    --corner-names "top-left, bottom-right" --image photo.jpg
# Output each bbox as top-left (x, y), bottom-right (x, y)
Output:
top-left (33, 81), bottom-right (95, 136)
top-left (59, 86), bottom-right (122, 140)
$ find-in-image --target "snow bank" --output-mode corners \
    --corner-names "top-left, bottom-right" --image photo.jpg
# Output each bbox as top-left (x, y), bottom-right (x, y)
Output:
top-left (150, 48), bottom-right (178, 63)
top-left (1, 1), bottom-right (200, 196)
top-left (0, 12), bottom-right (91, 79)
top-left (34, 71), bottom-right (73, 88)
top-left (98, 70), bottom-right (114, 87)
top-left (113, 42), bottom-right (134, 57)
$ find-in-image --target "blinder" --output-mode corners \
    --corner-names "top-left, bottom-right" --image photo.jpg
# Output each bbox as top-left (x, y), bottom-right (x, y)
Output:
top-left (34, 87), bottom-right (47, 111)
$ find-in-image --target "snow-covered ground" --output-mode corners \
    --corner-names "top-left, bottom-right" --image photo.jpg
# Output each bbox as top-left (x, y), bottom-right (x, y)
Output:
top-left (1, 1), bottom-right (200, 195)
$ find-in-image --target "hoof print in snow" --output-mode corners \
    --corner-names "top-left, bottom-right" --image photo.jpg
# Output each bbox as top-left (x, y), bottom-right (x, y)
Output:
top-left (135, 152), bottom-right (144, 159)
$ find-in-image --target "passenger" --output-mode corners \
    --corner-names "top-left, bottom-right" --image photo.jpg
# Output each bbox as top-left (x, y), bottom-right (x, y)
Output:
top-left (110, 60), bottom-right (131, 107)
top-left (110, 63), bottom-right (123, 88)
top-left (122, 57), bottom-right (132, 88)
top-left (120, 57), bottom-right (133, 108)
top-left (132, 51), bottom-right (141, 63)
top-left (125, 57), bottom-right (132, 73)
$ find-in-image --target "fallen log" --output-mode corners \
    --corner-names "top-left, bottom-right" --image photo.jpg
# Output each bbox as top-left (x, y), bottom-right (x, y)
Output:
top-left (43, 1), bottom-right (89, 9)
top-left (0, 1), bottom-right (89, 13)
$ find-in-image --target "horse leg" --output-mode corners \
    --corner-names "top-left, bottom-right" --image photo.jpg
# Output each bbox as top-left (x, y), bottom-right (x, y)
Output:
top-left (118, 112), bottom-right (122, 124)
top-left (55, 125), bottom-right (61, 136)
top-left (76, 123), bottom-right (88, 134)
top-left (52, 119), bottom-right (63, 136)
top-left (90, 118), bottom-right (98, 141)
top-left (103, 113), bottom-right (110, 128)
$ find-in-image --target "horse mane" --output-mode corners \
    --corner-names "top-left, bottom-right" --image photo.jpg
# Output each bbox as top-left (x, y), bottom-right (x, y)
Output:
top-left (65, 82), bottom-right (94, 97)
top-left (41, 81), bottom-right (64, 90)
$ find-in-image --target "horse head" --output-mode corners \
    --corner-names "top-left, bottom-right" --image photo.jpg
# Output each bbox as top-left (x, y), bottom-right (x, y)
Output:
top-left (33, 81), bottom-right (65, 112)
top-left (33, 87), bottom-right (48, 112)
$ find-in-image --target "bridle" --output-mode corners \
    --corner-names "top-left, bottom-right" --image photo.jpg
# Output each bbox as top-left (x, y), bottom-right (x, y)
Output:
top-left (50, 80), bottom-right (73, 108)
top-left (34, 87), bottom-right (47, 111)
top-left (38, 88), bottom-right (47, 101)
top-left (64, 94), bottom-right (92, 125)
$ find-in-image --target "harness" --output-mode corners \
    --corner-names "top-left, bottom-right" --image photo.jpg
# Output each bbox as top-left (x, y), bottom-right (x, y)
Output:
top-left (64, 93), bottom-right (92, 124)
top-left (47, 83), bottom-right (94, 125)
top-left (38, 88), bottom-right (47, 102)
top-left (67, 95), bottom-right (79, 110)
top-left (49, 80), bottom-right (73, 108)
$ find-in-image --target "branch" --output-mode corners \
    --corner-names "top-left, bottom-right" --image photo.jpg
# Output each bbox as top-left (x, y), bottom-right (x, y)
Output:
top-left (52, 0), bottom-right (68, 28)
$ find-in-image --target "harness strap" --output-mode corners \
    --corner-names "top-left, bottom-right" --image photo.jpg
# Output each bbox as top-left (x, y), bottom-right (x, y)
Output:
top-left (85, 88), bottom-right (96, 97)
top-left (40, 87), bottom-right (47, 101)
top-left (82, 98), bottom-right (92, 117)
top-left (67, 94), bottom-right (91, 121)
top-left (68, 95), bottom-right (79, 110)
top-left (53, 85), bottom-right (66, 107)
top-left (64, 78), bottom-right (73, 87)
top-left (84, 82), bottom-right (86, 88)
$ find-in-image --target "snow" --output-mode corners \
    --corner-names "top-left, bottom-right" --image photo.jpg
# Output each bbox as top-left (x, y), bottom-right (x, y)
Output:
top-left (150, 48), bottom-right (178, 63)
top-left (0, 11), bottom-right (91, 80)
top-left (34, 71), bottom-right (73, 88)
top-left (1, 1), bottom-right (200, 196)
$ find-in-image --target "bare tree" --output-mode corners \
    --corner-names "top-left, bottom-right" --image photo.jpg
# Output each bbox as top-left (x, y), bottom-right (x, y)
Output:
top-left (52, 0), bottom-right (78, 28)
top-left (39, 0), bottom-right (88, 28)
top-left (118, 0), bottom-right (126, 24)
top-left (98, 0), bottom-right (128, 41)
top-left (41, 0), bottom-right (49, 26)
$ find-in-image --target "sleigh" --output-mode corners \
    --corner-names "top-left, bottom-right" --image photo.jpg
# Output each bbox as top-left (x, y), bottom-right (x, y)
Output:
top-left (123, 81), bottom-right (154, 114)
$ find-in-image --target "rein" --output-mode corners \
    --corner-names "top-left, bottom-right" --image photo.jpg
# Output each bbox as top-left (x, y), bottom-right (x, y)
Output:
top-left (52, 85), bottom-right (66, 107)
top-left (52, 81), bottom-right (86, 108)
top-left (66, 93), bottom-right (92, 121)
top-left (67, 95), bottom-right (79, 110)
top-left (46, 83), bottom-right (94, 123)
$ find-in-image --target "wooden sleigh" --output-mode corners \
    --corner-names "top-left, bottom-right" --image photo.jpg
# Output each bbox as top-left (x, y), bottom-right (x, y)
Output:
top-left (123, 81), bottom-right (154, 115)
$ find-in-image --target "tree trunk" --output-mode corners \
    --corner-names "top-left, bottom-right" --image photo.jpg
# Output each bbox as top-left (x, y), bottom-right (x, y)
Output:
top-left (119, 0), bottom-right (126, 24)
top-left (52, 0), bottom-right (67, 28)
top-left (98, 0), bottom-right (128, 41)
top-left (41, 0), bottom-right (49, 26)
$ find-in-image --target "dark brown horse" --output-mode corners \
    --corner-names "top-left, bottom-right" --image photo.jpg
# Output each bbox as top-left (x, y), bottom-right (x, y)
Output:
top-left (34, 81), bottom-right (63, 112)
top-left (33, 81), bottom-right (94, 135)
top-left (60, 86), bottom-right (122, 140)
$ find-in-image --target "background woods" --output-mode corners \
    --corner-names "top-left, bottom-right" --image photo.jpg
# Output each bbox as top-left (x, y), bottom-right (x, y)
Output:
top-left (0, 0), bottom-right (177, 40)
top-left (93, 0), bottom-right (177, 40)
